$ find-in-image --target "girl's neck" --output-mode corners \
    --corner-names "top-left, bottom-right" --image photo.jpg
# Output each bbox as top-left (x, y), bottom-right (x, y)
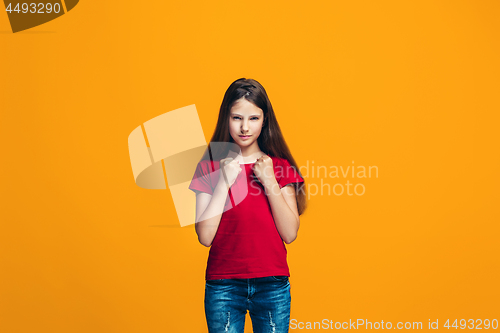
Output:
top-left (227, 145), bottom-right (264, 164)
top-left (240, 147), bottom-right (263, 157)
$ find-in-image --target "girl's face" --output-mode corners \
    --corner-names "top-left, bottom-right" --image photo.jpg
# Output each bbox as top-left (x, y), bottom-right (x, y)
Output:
top-left (228, 98), bottom-right (264, 149)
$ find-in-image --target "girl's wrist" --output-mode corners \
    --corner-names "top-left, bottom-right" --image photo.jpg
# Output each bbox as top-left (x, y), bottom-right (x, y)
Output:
top-left (262, 178), bottom-right (279, 194)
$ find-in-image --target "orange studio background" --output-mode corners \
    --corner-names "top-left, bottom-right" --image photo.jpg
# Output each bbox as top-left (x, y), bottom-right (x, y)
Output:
top-left (1, 0), bottom-right (499, 332)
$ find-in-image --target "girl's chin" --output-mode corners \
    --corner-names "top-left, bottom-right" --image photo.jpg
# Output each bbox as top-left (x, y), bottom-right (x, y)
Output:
top-left (233, 141), bottom-right (254, 149)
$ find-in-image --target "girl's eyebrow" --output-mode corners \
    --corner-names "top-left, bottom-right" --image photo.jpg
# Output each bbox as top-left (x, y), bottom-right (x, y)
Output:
top-left (231, 113), bottom-right (261, 117)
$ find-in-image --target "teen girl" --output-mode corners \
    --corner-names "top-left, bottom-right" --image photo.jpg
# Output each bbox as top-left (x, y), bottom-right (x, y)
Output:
top-left (189, 78), bottom-right (307, 333)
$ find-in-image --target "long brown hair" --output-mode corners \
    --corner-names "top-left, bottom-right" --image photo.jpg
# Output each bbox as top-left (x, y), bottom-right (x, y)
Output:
top-left (199, 78), bottom-right (307, 215)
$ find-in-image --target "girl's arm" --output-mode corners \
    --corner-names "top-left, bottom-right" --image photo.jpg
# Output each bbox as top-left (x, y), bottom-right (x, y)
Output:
top-left (194, 181), bottom-right (230, 247)
top-left (263, 180), bottom-right (300, 244)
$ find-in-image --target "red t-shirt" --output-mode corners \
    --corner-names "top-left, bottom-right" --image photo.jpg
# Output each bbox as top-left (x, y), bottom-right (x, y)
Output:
top-left (188, 155), bottom-right (304, 280)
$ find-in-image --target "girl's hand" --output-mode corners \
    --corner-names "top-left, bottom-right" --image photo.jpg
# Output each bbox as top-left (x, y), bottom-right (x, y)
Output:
top-left (252, 155), bottom-right (276, 187)
top-left (218, 158), bottom-right (242, 189)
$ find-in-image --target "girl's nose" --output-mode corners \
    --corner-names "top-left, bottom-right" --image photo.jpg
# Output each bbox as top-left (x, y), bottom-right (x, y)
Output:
top-left (241, 120), bottom-right (249, 132)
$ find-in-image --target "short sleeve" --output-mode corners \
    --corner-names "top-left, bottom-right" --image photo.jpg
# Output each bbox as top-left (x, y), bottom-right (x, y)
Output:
top-left (276, 158), bottom-right (304, 189)
top-left (189, 161), bottom-right (214, 195)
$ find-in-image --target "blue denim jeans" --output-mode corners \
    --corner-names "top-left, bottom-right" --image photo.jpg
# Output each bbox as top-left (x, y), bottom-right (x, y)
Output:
top-left (205, 276), bottom-right (291, 333)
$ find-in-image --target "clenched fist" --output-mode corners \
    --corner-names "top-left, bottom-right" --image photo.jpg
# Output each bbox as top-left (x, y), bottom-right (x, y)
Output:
top-left (218, 157), bottom-right (242, 189)
top-left (252, 155), bottom-right (276, 186)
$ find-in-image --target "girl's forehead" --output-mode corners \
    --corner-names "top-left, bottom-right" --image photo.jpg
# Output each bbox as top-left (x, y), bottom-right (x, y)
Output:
top-left (230, 100), bottom-right (263, 115)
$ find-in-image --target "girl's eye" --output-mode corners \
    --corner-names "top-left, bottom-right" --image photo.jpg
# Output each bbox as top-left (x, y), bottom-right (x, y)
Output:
top-left (231, 116), bottom-right (259, 120)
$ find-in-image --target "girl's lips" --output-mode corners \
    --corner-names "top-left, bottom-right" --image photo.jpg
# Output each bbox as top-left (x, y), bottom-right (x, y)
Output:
top-left (239, 135), bottom-right (251, 139)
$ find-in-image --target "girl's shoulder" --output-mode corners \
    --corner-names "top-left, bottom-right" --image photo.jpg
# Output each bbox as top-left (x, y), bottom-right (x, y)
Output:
top-left (269, 155), bottom-right (290, 166)
top-left (196, 159), bottom-right (221, 173)
top-left (198, 159), bottom-right (219, 165)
